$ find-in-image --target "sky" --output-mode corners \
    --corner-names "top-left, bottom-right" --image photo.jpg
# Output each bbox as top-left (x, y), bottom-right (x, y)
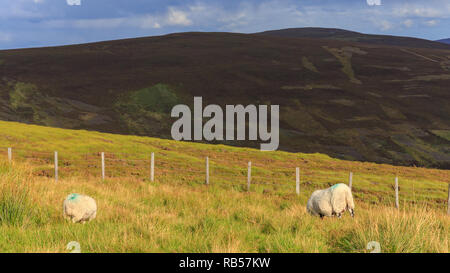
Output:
top-left (1, 0), bottom-right (450, 49)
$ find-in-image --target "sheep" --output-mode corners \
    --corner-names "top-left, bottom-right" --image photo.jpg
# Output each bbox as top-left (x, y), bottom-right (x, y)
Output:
top-left (63, 193), bottom-right (97, 224)
top-left (307, 183), bottom-right (355, 219)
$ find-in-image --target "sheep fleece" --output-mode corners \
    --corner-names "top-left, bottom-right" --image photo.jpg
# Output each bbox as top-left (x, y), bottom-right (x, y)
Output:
top-left (63, 194), bottom-right (97, 223)
top-left (307, 183), bottom-right (354, 217)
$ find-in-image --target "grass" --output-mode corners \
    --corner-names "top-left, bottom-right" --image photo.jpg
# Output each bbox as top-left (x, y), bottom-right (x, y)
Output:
top-left (302, 57), bottom-right (319, 73)
top-left (323, 46), bottom-right (362, 84)
top-left (0, 168), bottom-right (30, 226)
top-left (431, 130), bottom-right (450, 142)
top-left (0, 120), bottom-right (448, 252)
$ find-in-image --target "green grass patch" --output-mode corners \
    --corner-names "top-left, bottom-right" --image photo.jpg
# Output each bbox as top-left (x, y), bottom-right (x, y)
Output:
top-left (0, 121), bottom-right (447, 252)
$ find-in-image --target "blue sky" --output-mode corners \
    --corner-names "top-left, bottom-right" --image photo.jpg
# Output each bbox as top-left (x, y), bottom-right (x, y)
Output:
top-left (1, 0), bottom-right (450, 49)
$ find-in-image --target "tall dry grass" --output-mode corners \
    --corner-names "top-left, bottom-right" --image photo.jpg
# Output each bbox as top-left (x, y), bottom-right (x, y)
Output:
top-left (0, 160), bottom-right (448, 253)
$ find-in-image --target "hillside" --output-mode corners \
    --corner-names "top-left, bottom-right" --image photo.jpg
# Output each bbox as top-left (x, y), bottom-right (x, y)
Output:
top-left (0, 30), bottom-right (450, 168)
top-left (437, 38), bottom-right (450, 45)
top-left (0, 120), bottom-right (448, 208)
top-left (0, 121), bottom-right (448, 252)
top-left (258, 28), bottom-right (450, 49)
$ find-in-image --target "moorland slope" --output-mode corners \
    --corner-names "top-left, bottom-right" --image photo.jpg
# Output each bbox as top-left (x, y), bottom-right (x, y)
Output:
top-left (1, 29), bottom-right (449, 168)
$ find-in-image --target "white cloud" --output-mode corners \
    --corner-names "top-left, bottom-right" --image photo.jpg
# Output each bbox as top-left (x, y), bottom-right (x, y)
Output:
top-left (0, 0), bottom-right (46, 19)
top-left (66, 0), bottom-right (81, 6)
top-left (403, 19), bottom-right (413, 27)
top-left (394, 7), bottom-right (441, 18)
top-left (366, 0), bottom-right (381, 6)
top-left (166, 7), bottom-right (192, 26)
top-left (424, 19), bottom-right (438, 26)
top-left (138, 15), bottom-right (162, 29)
top-left (36, 1), bottom-right (388, 34)
top-left (42, 6), bottom-right (194, 30)
top-left (374, 20), bottom-right (392, 30)
top-left (4, 0), bottom-right (450, 49)
top-left (213, 1), bottom-right (305, 32)
top-left (392, 2), bottom-right (450, 18)
top-left (43, 14), bottom-right (168, 30)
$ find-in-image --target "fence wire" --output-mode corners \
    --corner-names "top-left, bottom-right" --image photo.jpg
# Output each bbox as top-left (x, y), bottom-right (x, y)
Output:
top-left (1, 147), bottom-right (449, 209)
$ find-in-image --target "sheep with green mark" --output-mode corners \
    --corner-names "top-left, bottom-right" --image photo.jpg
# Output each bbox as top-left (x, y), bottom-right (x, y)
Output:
top-left (63, 193), bottom-right (97, 223)
top-left (307, 183), bottom-right (355, 219)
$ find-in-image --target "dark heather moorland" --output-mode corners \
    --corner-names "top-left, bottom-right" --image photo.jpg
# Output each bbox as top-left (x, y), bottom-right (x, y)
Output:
top-left (0, 28), bottom-right (449, 168)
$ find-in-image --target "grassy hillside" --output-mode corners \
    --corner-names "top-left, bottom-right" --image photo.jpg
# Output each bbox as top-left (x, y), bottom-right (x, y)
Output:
top-left (0, 121), bottom-right (448, 252)
top-left (0, 30), bottom-right (449, 168)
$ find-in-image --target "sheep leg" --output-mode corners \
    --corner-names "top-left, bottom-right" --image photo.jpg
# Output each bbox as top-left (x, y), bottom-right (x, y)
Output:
top-left (349, 208), bottom-right (355, 217)
top-left (319, 214), bottom-right (325, 219)
top-left (72, 216), bottom-right (83, 223)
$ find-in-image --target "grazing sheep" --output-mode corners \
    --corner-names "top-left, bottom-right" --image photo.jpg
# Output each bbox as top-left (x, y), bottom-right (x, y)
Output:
top-left (63, 193), bottom-right (97, 224)
top-left (307, 183), bottom-right (355, 219)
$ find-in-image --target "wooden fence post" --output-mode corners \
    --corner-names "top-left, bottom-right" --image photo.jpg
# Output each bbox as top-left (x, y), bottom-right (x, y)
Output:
top-left (54, 151), bottom-right (58, 182)
top-left (395, 176), bottom-right (399, 209)
top-left (205, 156), bottom-right (209, 185)
top-left (7, 147), bottom-right (12, 163)
top-left (150, 152), bottom-right (155, 182)
top-left (447, 184), bottom-right (450, 215)
top-left (101, 152), bottom-right (105, 181)
top-left (349, 172), bottom-right (353, 190)
top-left (296, 167), bottom-right (300, 195)
top-left (247, 161), bottom-right (251, 192)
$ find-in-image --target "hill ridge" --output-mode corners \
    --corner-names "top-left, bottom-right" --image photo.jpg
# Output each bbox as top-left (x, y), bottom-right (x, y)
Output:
top-left (0, 30), bottom-right (449, 168)
top-left (257, 27), bottom-right (450, 49)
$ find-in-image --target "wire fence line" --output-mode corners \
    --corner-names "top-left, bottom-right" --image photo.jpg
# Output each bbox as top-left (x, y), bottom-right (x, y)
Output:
top-left (2, 147), bottom-right (450, 213)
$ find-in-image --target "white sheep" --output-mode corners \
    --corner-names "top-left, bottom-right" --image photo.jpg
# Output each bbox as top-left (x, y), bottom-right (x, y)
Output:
top-left (307, 183), bottom-right (355, 218)
top-left (63, 193), bottom-right (97, 223)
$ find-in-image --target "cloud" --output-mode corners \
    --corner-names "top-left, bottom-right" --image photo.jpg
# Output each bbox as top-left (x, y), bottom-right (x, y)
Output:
top-left (0, 0), bottom-right (46, 19)
top-left (366, 0), bottom-right (381, 6)
top-left (213, 1), bottom-right (305, 32)
top-left (41, 6), bottom-right (194, 30)
top-left (372, 19), bottom-right (392, 31)
top-left (392, 2), bottom-right (450, 18)
top-left (403, 19), bottom-right (413, 27)
top-left (166, 7), bottom-right (192, 26)
top-left (138, 15), bottom-right (162, 29)
top-left (381, 20), bottom-right (392, 30)
top-left (2, 0), bottom-right (450, 49)
top-left (394, 7), bottom-right (441, 18)
top-left (66, 0), bottom-right (81, 6)
top-left (424, 19), bottom-right (438, 26)
top-left (26, 1), bottom-right (397, 34)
